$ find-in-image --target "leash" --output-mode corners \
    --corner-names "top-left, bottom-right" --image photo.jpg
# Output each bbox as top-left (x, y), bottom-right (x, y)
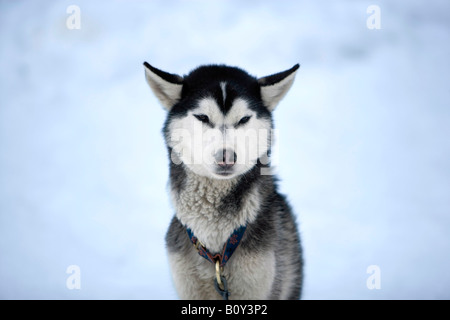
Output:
top-left (186, 225), bottom-right (246, 300)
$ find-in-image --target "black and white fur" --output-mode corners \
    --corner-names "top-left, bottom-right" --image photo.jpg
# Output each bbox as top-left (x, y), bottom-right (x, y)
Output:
top-left (144, 62), bottom-right (303, 300)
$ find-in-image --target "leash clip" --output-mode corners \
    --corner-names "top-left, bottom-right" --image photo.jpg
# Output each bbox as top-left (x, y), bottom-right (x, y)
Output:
top-left (215, 260), bottom-right (224, 290)
top-left (214, 260), bottom-right (229, 300)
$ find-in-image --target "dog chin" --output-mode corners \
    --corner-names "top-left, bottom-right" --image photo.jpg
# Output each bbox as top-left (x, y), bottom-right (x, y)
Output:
top-left (211, 165), bottom-right (254, 180)
top-left (185, 163), bottom-right (254, 180)
top-left (212, 170), bottom-right (236, 180)
top-left (185, 165), bottom-right (234, 180)
top-left (198, 166), bottom-right (238, 180)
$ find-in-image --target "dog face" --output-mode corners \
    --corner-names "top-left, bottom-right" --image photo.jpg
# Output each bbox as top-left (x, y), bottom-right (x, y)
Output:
top-left (144, 63), bottom-right (299, 180)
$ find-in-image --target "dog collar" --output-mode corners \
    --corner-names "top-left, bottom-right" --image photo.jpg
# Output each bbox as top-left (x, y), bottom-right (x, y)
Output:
top-left (186, 225), bottom-right (246, 267)
top-left (186, 225), bottom-right (246, 299)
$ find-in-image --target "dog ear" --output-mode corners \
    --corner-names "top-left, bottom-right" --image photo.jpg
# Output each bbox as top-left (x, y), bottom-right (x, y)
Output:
top-left (143, 62), bottom-right (184, 110)
top-left (257, 64), bottom-right (300, 111)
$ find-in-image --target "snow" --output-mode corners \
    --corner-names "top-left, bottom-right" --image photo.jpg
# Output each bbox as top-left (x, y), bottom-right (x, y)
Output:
top-left (1, 0), bottom-right (449, 299)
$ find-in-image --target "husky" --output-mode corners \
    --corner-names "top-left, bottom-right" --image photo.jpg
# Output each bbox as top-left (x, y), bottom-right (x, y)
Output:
top-left (143, 62), bottom-right (303, 300)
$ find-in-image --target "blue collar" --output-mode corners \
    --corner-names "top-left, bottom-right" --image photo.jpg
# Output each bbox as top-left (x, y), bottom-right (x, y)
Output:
top-left (186, 225), bottom-right (247, 267)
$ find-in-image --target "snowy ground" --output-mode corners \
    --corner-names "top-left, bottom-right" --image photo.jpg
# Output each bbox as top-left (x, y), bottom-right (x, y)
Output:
top-left (1, 0), bottom-right (449, 299)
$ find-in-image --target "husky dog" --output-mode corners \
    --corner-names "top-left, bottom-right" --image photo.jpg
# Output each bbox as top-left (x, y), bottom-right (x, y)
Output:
top-left (143, 62), bottom-right (302, 300)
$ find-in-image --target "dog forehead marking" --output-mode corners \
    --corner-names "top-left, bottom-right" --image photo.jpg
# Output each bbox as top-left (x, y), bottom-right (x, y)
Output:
top-left (220, 82), bottom-right (227, 106)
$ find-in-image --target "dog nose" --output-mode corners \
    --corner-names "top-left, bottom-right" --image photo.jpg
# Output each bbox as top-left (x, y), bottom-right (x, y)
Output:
top-left (215, 149), bottom-right (237, 168)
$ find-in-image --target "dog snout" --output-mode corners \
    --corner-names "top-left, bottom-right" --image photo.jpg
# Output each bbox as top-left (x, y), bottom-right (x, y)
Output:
top-left (215, 149), bottom-right (237, 168)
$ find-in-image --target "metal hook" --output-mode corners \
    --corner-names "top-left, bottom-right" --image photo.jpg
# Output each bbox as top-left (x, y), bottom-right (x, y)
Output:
top-left (215, 260), bottom-right (224, 290)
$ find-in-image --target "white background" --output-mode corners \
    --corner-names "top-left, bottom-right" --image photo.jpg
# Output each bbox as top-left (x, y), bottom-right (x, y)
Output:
top-left (1, 0), bottom-right (449, 299)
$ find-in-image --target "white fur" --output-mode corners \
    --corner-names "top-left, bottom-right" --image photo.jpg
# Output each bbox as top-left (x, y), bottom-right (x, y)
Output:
top-left (171, 169), bottom-right (261, 253)
top-left (166, 97), bottom-right (272, 180)
top-left (144, 66), bottom-right (182, 110)
top-left (259, 71), bottom-right (297, 111)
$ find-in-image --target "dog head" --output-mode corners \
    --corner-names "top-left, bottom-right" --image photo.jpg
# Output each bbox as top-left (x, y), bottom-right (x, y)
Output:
top-left (144, 62), bottom-right (299, 180)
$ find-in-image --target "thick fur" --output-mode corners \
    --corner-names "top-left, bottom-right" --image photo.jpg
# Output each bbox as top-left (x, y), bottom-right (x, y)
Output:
top-left (144, 62), bottom-right (303, 299)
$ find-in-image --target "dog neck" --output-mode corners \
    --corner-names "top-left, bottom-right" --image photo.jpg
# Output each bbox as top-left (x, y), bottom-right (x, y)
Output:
top-left (169, 163), bottom-right (263, 253)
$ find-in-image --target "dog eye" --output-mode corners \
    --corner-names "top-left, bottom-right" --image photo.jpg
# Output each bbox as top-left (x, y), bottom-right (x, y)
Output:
top-left (194, 114), bottom-right (210, 124)
top-left (238, 116), bottom-right (251, 126)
